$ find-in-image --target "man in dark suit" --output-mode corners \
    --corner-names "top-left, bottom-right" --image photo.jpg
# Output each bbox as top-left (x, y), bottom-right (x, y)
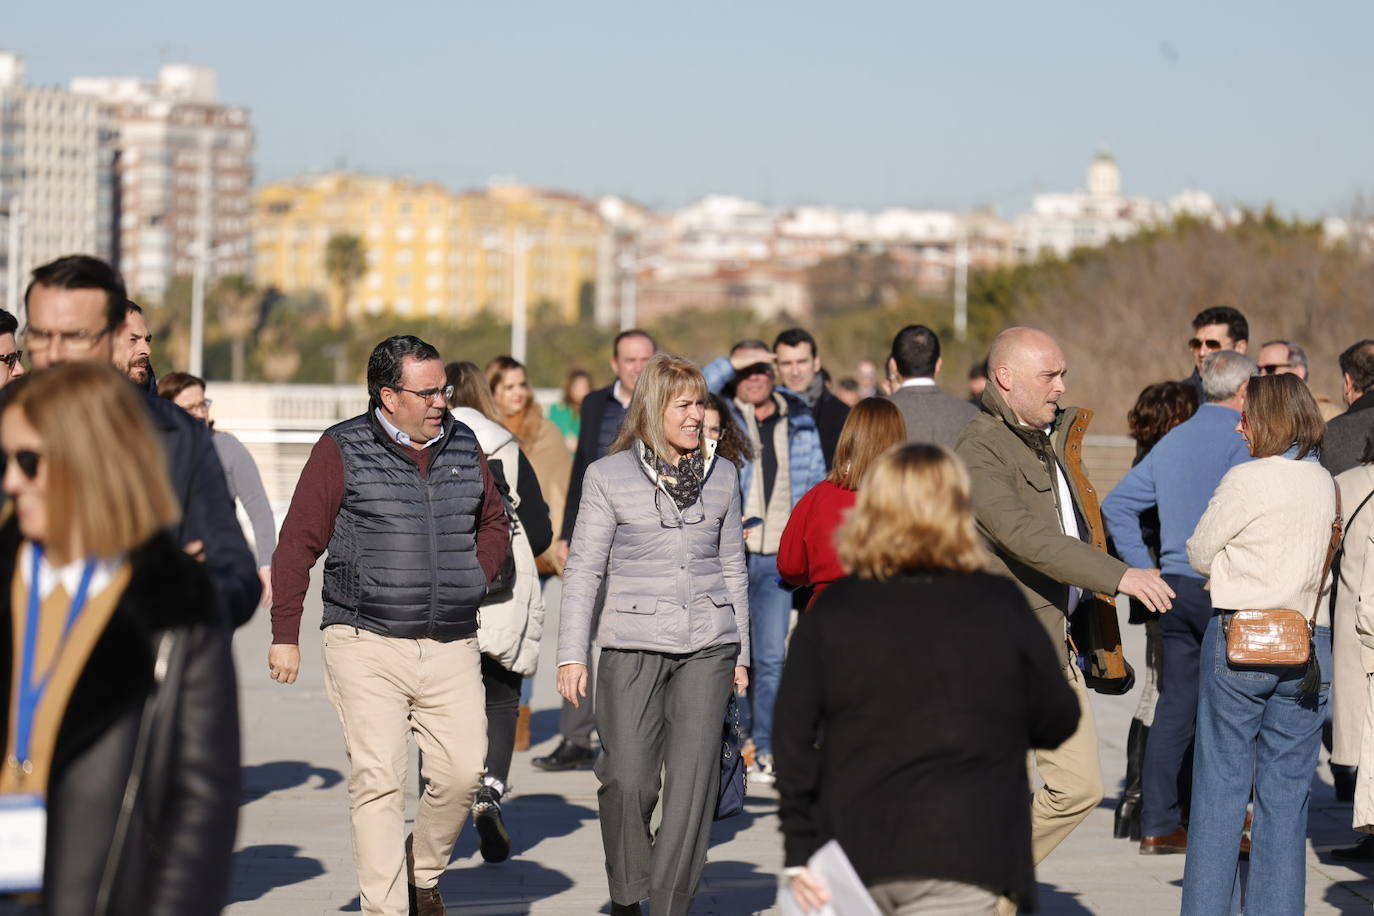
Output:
top-left (883, 324), bottom-right (978, 448)
top-left (536, 329), bottom-right (656, 771)
top-left (773, 328), bottom-right (849, 469)
top-left (1323, 339), bottom-right (1374, 476)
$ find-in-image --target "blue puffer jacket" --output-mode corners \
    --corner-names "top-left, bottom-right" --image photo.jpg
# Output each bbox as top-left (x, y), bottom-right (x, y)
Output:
top-left (703, 357), bottom-right (827, 511)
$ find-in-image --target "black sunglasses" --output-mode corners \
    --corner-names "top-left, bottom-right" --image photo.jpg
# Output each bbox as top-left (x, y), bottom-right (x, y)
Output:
top-left (1258, 363), bottom-right (1291, 375)
top-left (9, 450), bottom-right (41, 480)
top-left (0, 350), bottom-right (22, 368)
top-left (1187, 337), bottom-right (1225, 351)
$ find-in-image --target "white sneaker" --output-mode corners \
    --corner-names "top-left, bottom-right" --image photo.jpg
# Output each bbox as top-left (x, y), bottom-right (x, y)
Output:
top-left (753, 753), bottom-right (776, 785)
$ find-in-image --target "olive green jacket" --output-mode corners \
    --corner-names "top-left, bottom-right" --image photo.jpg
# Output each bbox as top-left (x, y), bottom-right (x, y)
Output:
top-left (955, 384), bottom-right (1127, 655)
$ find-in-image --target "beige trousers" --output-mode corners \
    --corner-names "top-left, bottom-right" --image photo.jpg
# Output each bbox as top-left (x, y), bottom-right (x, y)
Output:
top-left (321, 625), bottom-right (487, 916)
top-left (995, 667), bottom-right (1103, 916)
top-left (870, 878), bottom-right (998, 915)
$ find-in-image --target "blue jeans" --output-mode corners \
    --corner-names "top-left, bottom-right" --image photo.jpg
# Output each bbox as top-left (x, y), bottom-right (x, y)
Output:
top-left (744, 552), bottom-right (792, 756)
top-left (1181, 615), bottom-right (1331, 916)
top-left (1141, 575), bottom-right (1212, 836)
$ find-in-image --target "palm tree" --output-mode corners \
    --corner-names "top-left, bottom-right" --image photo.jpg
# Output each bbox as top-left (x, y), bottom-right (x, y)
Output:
top-left (213, 274), bottom-right (264, 382)
top-left (324, 234), bottom-right (368, 326)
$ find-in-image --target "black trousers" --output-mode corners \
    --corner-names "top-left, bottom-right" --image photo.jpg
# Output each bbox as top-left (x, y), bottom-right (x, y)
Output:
top-left (482, 654), bottom-right (523, 785)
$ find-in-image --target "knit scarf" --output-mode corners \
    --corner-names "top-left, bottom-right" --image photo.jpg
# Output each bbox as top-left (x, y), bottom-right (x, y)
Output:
top-left (644, 443), bottom-right (704, 510)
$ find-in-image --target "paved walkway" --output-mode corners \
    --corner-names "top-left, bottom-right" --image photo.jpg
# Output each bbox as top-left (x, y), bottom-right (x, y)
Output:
top-left (228, 576), bottom-right (1374, 914)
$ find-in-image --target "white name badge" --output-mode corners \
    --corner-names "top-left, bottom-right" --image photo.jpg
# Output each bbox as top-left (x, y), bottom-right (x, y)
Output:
top-left (0, 793), bottom-right (45, 893)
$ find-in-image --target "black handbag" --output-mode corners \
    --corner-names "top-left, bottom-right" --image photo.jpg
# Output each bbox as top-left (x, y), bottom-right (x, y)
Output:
top-left (715, 693), bottom-right (747, 820)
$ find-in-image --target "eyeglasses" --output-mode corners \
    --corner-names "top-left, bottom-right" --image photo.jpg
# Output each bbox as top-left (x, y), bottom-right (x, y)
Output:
top-left (7, 450), bottom-right (41, 480)
top-left (187, 399), bottom-right (213, 411)
top-left (1188, 337), bottom-right (1225, 351)
top-left (396, 384), bottom-right (454, 403)
top-left (1258, 364), bottom-right (1291, 375)
top-left (0, 350), bottom-right (21, 369)
top-left (25, 325), bottom-right (111, 353)
top-left (654, 486), bottom-right (706, 528)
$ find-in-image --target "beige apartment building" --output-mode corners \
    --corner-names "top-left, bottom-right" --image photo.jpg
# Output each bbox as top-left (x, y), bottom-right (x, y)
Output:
top-left (254, 173), bottom-right (603, 325)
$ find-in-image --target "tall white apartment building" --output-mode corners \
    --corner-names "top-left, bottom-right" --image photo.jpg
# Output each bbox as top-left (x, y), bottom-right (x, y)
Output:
top-left (0, 52), bottom-right (113, 315)
top-left (72, 65), bottom-right (253, 303)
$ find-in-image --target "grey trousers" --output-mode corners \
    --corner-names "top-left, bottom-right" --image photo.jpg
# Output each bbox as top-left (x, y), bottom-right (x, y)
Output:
top-left (594, 642), bottom-right (737, 915)
top-left (558, 653), bottom-right (597, 747)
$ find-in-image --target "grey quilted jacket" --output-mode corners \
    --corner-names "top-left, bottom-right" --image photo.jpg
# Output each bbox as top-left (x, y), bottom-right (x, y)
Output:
top-left (557, 442), bottom-right (750, 667)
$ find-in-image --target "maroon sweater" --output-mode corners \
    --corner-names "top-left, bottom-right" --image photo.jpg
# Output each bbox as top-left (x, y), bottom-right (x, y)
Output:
top-left (269, 432), bottom-right (509, 644)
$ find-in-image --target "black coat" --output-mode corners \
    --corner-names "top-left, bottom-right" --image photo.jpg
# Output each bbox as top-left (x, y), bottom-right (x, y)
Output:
top-left (144, 393), bottom-right (262, 627)
top-left (0, 520), bottom-right (240, 915)
top-left (560, 384), bottom-right (621, 543)
top-left (774, 571), bottom-right (1079, 910)
top-left (811, 389), bottom-right (850, 470)
top-left (1322, 391), bottom-right (1374, 476)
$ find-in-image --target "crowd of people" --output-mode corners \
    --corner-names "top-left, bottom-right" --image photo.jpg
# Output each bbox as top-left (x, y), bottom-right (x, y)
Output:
top-left (3, 252), bottom-right (1374, 916)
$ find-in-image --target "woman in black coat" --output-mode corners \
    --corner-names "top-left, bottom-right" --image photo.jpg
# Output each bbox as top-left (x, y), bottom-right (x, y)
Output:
top-left (0, 363), bottom-right (239, 914)
top-left (775, 444), bottom-right (1080, 915)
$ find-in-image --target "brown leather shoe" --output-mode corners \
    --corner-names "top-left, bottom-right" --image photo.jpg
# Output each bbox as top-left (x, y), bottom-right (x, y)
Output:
top-left (514, 705), bottom-right (532, 752)
top-left (1140, 827), bottom-right (1188, 854)
top-left (408, 883), bottom-right (446, 916)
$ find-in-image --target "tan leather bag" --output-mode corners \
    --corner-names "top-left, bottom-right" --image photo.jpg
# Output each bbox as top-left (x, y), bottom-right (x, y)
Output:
top-left (1224, 482), bottom-right (1342, 667)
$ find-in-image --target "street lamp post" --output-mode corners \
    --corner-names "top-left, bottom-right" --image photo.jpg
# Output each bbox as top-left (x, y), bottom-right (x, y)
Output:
top-left (189, 130), bottom-right (215, 377)
top-left (484, 228), bottom-right (536, 363)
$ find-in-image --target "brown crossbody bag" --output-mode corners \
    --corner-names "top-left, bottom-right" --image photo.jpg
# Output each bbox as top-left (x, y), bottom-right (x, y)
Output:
top-left (1223, 481), bottom-right (1343, 667)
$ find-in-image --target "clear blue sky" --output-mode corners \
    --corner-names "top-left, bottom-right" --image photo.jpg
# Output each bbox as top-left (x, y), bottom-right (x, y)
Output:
top-left (9, 1), bottom-right (1372, 215)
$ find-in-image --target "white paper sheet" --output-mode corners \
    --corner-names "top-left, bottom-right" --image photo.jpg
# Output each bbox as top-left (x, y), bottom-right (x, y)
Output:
top-left (776, 840), bottom-right (883, 916)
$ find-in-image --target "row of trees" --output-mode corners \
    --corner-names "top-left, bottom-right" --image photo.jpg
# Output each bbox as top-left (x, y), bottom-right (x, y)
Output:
top-left (142, 213), bottom-right (1374, 435)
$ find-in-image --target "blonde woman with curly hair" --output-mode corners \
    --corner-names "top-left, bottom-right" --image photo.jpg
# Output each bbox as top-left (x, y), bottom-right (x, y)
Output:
top-left (774, 444), bottom-right (1081, 916)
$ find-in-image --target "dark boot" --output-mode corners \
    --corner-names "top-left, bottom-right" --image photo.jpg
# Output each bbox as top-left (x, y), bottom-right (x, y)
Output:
top-left (1114, 719), bottom-right (1148, 840)
top-left (472, 783), bottom-right (512, 864)
top-left (531, 738), bottom-right (596, 771)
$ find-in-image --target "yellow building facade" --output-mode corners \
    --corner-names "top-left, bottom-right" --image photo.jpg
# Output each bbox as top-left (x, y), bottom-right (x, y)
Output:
top-left (253, 173), bottom-right (604, 324)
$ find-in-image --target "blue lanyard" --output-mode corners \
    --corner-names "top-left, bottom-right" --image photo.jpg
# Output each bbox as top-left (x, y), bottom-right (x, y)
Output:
top-left (13, 544), bottom-right (96, 767)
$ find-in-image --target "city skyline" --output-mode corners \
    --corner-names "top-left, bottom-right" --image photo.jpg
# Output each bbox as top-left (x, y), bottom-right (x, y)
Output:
top-left (7, 1), bottom-right (1373, 218)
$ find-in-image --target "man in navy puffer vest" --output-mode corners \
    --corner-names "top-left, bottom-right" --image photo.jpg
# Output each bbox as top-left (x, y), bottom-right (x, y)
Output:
top-left (269, 336), bottom-right (510, 916)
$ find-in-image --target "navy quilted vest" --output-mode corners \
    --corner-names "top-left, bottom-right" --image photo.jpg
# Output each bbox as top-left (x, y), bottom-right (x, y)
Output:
top-left (321, 412), bottom-right (488, 641)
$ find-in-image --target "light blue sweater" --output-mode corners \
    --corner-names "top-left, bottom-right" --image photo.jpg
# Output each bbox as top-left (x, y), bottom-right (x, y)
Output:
top-left (1101, 404), bottom-right (1253, 578)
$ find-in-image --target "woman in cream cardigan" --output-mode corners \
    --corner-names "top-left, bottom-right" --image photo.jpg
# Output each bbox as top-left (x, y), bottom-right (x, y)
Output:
top-left (1182, 373), bottom-right (1337, 916)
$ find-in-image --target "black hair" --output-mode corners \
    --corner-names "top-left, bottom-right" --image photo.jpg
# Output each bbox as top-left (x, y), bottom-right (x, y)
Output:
top-left (25, 255), bottom-right (128, 331)
top-left (0, 309), bottom-right (16, 336)
top-left (613, 328), bottom-right (656, 360)
top-left (125, 300), bottom-right (144, 315)
top-left (1192, 306), bottom-right (1249, 344)
top-left (731, 338), bottom-right (770, 354)
top-left (889, 324), bottom-right (941, 379)
top-left (1340, 339), bottom-right (1374, 396)
top-left (366, 335), bottom-right (441, 407)
top-left (968, 359), bottom-right (988, 381)
top-left (773, 327), bottom-right (817, 358)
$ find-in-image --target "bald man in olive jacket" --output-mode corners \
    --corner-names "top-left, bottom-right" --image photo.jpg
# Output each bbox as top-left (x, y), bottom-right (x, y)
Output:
top-left (956, 328), bottom-right (1174, 913)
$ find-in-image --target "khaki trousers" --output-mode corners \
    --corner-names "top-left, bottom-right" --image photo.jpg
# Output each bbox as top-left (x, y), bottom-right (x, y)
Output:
top-left (870, 878), bottom-right (998, 915)
top-left (321, 625), bottom-right (487, 916)
top-left (996, 667), bottom-right (1103, 916)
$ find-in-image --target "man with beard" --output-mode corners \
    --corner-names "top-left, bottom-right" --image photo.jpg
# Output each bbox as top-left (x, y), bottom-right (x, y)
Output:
top-left (113, 300), bottom-right (155, 390)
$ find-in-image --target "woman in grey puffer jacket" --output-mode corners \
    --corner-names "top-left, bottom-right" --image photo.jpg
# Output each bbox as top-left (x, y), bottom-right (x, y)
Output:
top-left (557, 354), bottom-right (750, 916)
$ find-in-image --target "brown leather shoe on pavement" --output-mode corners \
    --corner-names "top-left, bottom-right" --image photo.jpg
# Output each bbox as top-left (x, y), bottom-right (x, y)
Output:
top-left (408, 883), bottom-right (445, 916)
top-left (1139, 827), bottom-right (1188, 855)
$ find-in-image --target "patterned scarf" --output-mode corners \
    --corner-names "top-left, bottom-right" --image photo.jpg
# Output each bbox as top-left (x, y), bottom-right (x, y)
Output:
top-left (644, 442), bottom-right (704, 510)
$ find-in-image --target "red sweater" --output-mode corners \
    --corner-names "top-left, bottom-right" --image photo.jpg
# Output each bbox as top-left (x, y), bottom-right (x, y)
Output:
top-left (270, 433), bottom-right (509, 644)
top-left (777, 480), bottom-right (855, 609)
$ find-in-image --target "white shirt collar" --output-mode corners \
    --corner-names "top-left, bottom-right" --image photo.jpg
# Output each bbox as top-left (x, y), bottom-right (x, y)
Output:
top-left (612, 380), bottom-right (632, 407)
top-left (375, 407), bottom-right (443, 449)
top-left (899, 377), bottom-right (938, 389)
top-left (20, 542), bottom-right (123, 602)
